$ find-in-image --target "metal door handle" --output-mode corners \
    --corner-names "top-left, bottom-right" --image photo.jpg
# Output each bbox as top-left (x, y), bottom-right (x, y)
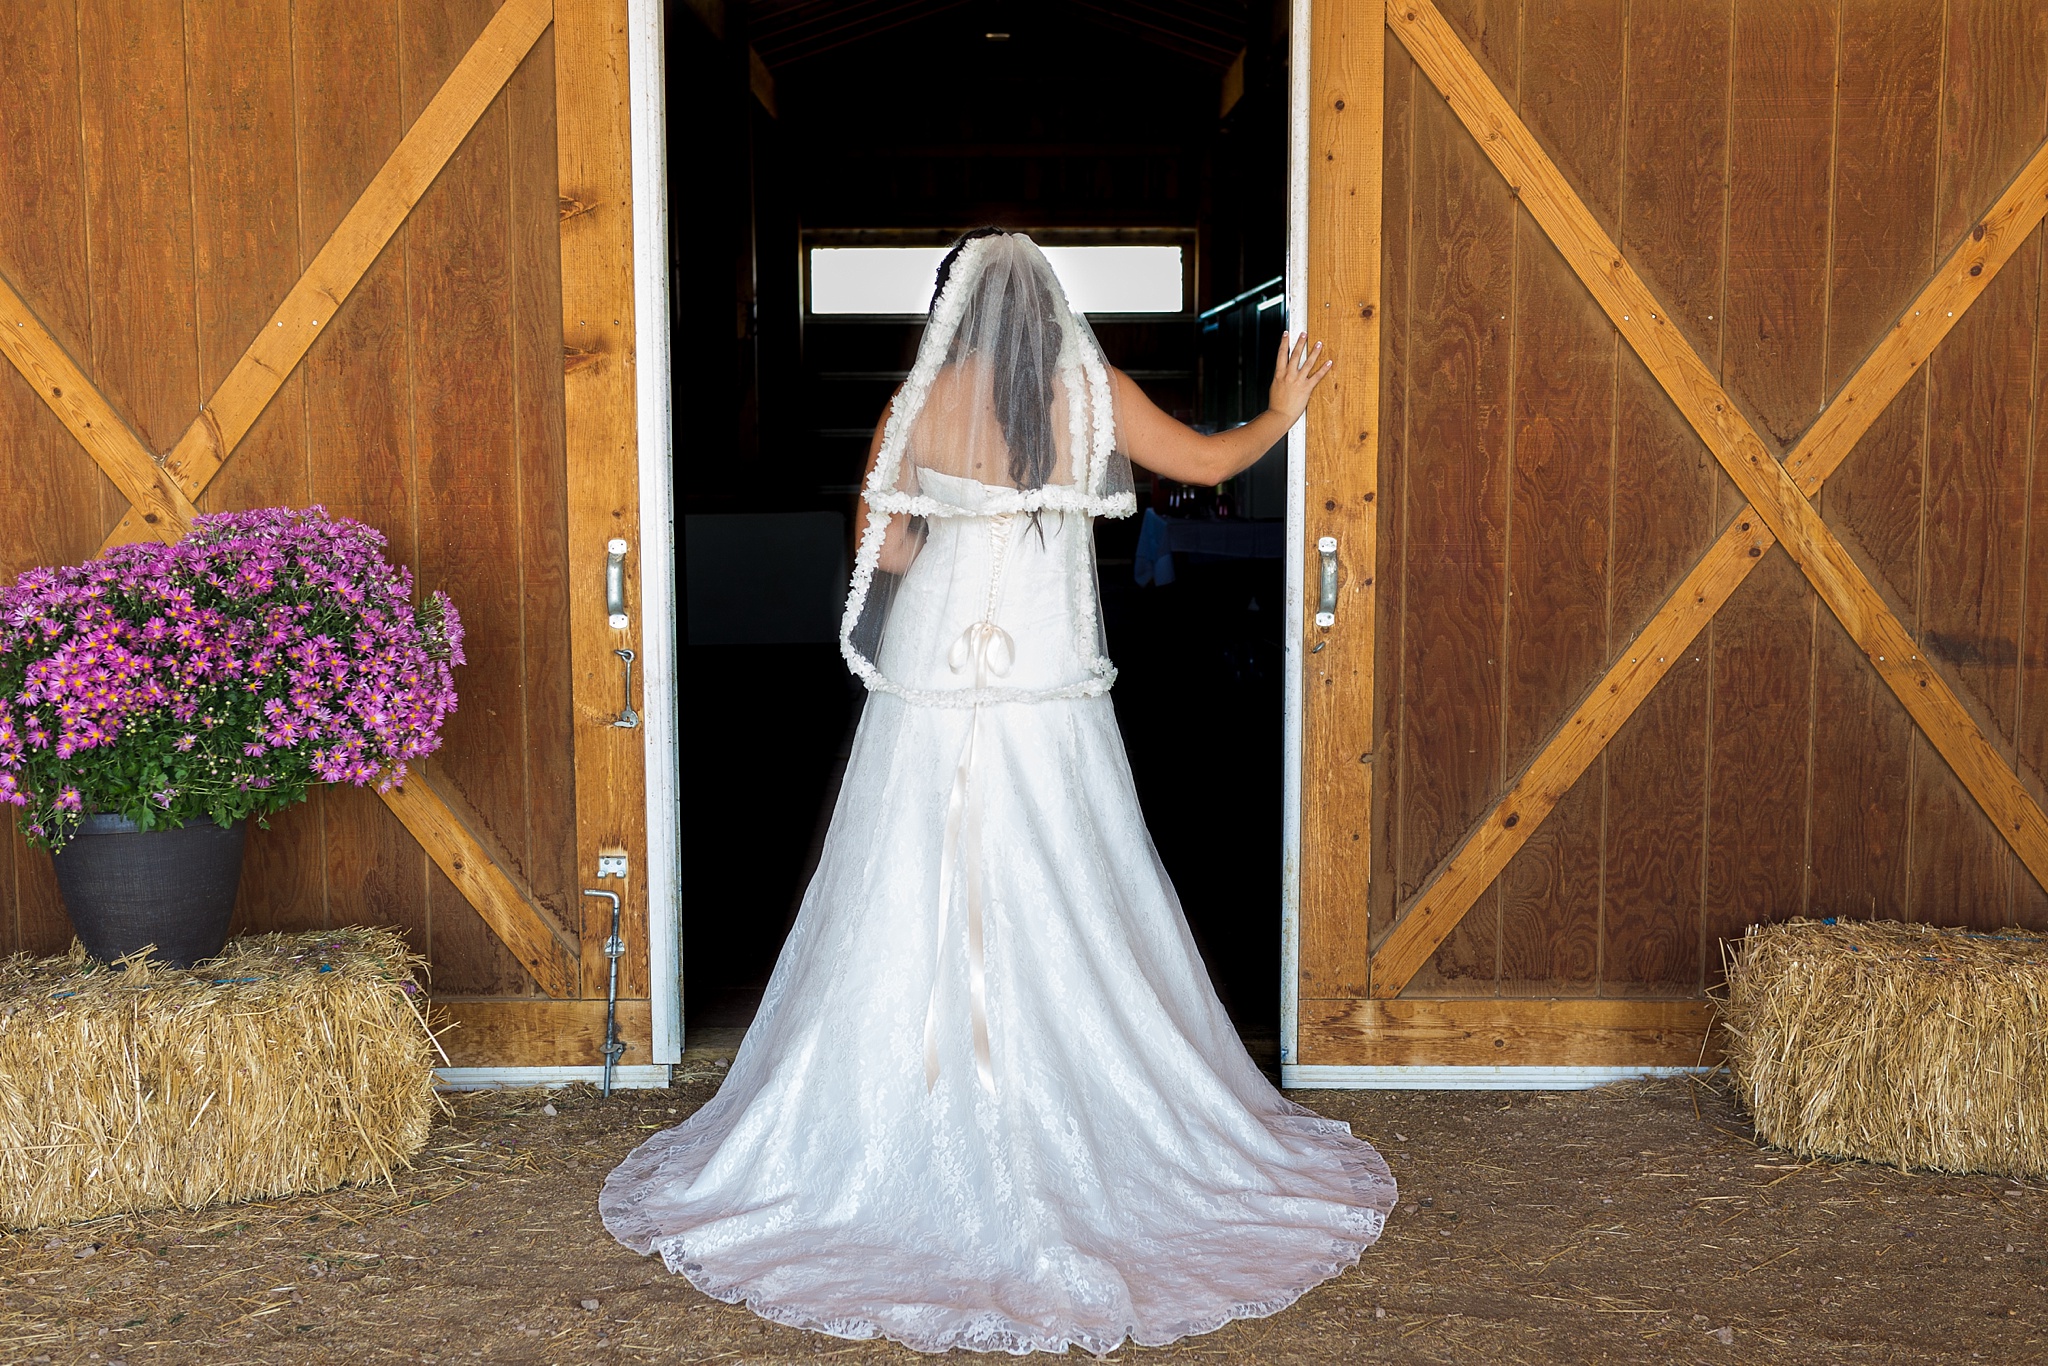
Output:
top-left (606, 538), bottom-right (630, 629)
top-left (1315, 536), bottom-right (1338, 629)
top-left (612, 648), bottom-right (639, 729)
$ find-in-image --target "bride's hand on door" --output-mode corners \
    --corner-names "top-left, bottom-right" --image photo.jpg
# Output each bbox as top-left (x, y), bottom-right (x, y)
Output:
top-left (1267, 331), bottom-right (1333, 425)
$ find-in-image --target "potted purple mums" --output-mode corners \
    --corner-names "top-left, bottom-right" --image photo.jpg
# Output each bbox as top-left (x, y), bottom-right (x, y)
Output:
top-left (0, 507), bottom-right (463, 966)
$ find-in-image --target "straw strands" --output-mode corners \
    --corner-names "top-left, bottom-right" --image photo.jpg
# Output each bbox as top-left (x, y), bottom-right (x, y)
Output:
top-left (1720, 918), bottom-right (2048, 1177)
top-left (0, 927), bottom-right (440, 1230)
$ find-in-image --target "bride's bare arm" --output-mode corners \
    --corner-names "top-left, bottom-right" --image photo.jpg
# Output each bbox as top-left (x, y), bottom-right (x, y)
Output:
top-left (859, 393), bottom-right (921, 574)
top-left (1114, 332), bottom-right (1332, 486)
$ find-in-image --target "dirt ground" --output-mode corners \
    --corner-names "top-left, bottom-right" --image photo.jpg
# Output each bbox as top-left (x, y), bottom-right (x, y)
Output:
top-left (1, 1033), bottom-right (2041, 1366)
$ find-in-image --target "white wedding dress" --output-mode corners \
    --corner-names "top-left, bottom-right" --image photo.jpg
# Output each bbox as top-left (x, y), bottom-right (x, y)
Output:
top-left (601, 234), bottom-right (1395, 1356)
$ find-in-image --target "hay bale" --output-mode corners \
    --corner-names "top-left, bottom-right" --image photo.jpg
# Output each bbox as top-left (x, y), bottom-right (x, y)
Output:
top-left (0, 927), bottom-right (440, 1229)
top-left (1720, 918), bottom-right (2048, 1177)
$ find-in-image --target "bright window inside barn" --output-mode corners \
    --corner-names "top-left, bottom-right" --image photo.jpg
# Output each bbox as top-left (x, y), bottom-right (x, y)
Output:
top-left (809, 245), bottom-right (1184, 315)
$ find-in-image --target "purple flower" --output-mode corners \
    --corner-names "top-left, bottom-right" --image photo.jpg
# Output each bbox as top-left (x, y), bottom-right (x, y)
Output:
top-left (0, 505), bottom-right (463, 850)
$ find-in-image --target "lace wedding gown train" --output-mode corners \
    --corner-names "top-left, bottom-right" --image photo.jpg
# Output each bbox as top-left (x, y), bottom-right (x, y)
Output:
top-left (600, 234), bottom-right (1395, 1356)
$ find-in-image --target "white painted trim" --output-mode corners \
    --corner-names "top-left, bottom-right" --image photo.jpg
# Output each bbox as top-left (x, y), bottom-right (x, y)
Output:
top-left (627, 0), bottom-right (682, 1064)
top-left (1282, 1064), bottom-right (1712, 1091)
top-left (1279, 0), bottom-right (1313, 1071)
top-left (436, 1065), bottom-right (673, 1091)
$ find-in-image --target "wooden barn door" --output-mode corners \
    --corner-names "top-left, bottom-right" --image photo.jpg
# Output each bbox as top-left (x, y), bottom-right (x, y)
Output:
top-left (0, 0), bottom-right (673, 1074)
top-left (1285, 0), bottom-right (2048, 1083)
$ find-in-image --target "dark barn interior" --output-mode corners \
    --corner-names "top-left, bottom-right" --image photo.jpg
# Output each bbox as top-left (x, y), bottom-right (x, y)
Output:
top-left (671, 0), bottom-right (1299, 1036)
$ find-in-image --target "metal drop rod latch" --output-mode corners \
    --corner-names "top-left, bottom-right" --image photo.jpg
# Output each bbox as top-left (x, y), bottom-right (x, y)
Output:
top-left (1316, 536), bottom-right (1339, 629)
top-left (612, 648), bottom-right (640, 729)
top-left (582, 888), bottom-right (627, 1096)
top-left (605, 538), bottom-right (630, 629)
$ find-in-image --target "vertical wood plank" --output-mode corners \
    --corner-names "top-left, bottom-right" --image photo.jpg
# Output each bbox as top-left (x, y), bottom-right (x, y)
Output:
top-left (1498, 226), bottom-right (1613, 992)
top-left (1603, 640), bottom-right (1711, 993)
top-left (1517, 0), bottom-right (1624, 238)
top-left (1300, 0), bottom-right (1384, 999)
top-left (76, 0), bottom-right (201, 468)
top-left (0, 1), bottom-right (115, 947)
top-left (2018, 229), bottom-right (2048, 928)
top-left (295, 0), bottom-right (430, 954)
top-left (1620, 0), bottom-right (1734, 365)
top-left (1935, 0), bottom-right (2048, 262)
top-left (1824, 0), bottom-right (1943, 396)
top-left (1370, 32), bottom-right (1415, 947)
top-left (1913, 0), bottom-right (2046, 930)
top-left (1431, 0), bottom-right (1520, 107)
top-left (1803, 0), bottom-right (1943, 924)
top-left (1700, 0), bottom-right (1832, 945)
top-left (1704, 548), bottom-right (1815, 947)
top-left (1912, 229), bottom-right (2041, 924)
top-left (557, 0), bottom-right (652, 999)
top-left (1603, 0), bottom-right (1731, 996)
top-left (403, 0), bottom-right (535, 996)
top-left (1720, 0), bottom-right (1838, 451)
top-left (508, 29), bottom-right (581, 946)
top-left (1603, 357), bottom-right (1720, 993)
top-left (1806, 602), bottom-right (1915, 918)
top-left (185, 0), bottom-right (326, 934)
top-left (1396, 73), bottom-right (1515, 993)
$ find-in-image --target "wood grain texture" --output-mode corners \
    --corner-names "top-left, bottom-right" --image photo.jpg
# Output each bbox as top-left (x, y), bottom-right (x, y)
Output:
top-left (1619, 0), bottom-right (1733, 363)
top-left (1395, 67), bottom-right (1515, 993)
top-left (1370, 34), bottom-right (1417, 947)
top-left (508, 29), bottom-right (581, 946)
top-left (0, 268), bottom-right (199, 536)
top-left (2018, 239), bottom-right (2048, 930)
top-left (1497, 225), bottom-right (1614, 991)
top-left (1299, 0), bottom-right (1384, 999)
top-left (1703, 548), bottom-right (1814, 943)
top-left (432, 997), bottom-right (651, 1068)
top-left (297, 0), bottom-right (430, 956)
top-left (185, 0), bottom-right (308, 520)
top-left (1601, 632), bottom-right (1710, 992)
top-left (1719, 0), bottom-right (1837, 451)
top-left (1824, 0), bottom-right (1942, 397)
top-left (0, 2), bottom-right (108, 951)
top-left (403, 0), bottom-right (534, 998)
top-left (1371, 1), bottom-right (2048, 997)
top-left (1935, 0), bottom-right (2048, 262)
top-left (1297, 995), bottom-right (1716, 1067)
top-left (556, 0), bottom-right (652, 1000)
top-left (101, 0), bottom-right (557, 551)
top-left (1517, 0), bottom-right (1624, 239)
top-left (382, 777), bottom-right (575, 999)
top-left (77, 0), bottom-right (200, 474)
top-left (186, 0), bottom-right (322, 934)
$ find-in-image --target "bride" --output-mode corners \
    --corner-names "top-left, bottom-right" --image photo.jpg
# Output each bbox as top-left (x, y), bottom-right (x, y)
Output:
top-left (602, 228), bottom-right (1396, 1355)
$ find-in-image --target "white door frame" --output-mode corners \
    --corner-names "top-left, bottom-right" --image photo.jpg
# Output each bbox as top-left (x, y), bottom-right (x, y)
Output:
top-left (628, 0), bottom-right (682, 1066)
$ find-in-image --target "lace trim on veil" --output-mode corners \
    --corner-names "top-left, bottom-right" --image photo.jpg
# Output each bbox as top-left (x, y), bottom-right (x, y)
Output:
top-left (839, 234), bottom-right (1131, 708)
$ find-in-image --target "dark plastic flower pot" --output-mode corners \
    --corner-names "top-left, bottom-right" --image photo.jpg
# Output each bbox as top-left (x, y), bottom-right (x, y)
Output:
top-left (51, 814), bottom-right (246, 967)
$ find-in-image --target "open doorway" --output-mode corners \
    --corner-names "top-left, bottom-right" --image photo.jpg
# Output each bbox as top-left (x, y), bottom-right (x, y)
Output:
top-left (672, 0), bottom-right (1295, 1046)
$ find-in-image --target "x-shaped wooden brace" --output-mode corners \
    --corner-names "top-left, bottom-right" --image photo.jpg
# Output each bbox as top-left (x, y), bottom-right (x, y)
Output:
top-left (0, 0), bottom-right (578, 997)
top-left (1369, 0), bottom-right (2048, 997)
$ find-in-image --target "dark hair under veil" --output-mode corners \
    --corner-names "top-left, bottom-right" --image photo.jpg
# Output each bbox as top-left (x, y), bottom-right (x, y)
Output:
top-left (931, 227), bottom-right (1065, 494)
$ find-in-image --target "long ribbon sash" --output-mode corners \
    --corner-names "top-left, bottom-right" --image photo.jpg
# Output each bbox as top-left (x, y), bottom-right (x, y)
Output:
top-left (923, 520), bottom-right (1017, 1095)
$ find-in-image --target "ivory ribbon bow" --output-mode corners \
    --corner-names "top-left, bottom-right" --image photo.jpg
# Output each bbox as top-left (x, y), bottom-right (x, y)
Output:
top-left (925, 617), bottom-right (1014, 1094)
